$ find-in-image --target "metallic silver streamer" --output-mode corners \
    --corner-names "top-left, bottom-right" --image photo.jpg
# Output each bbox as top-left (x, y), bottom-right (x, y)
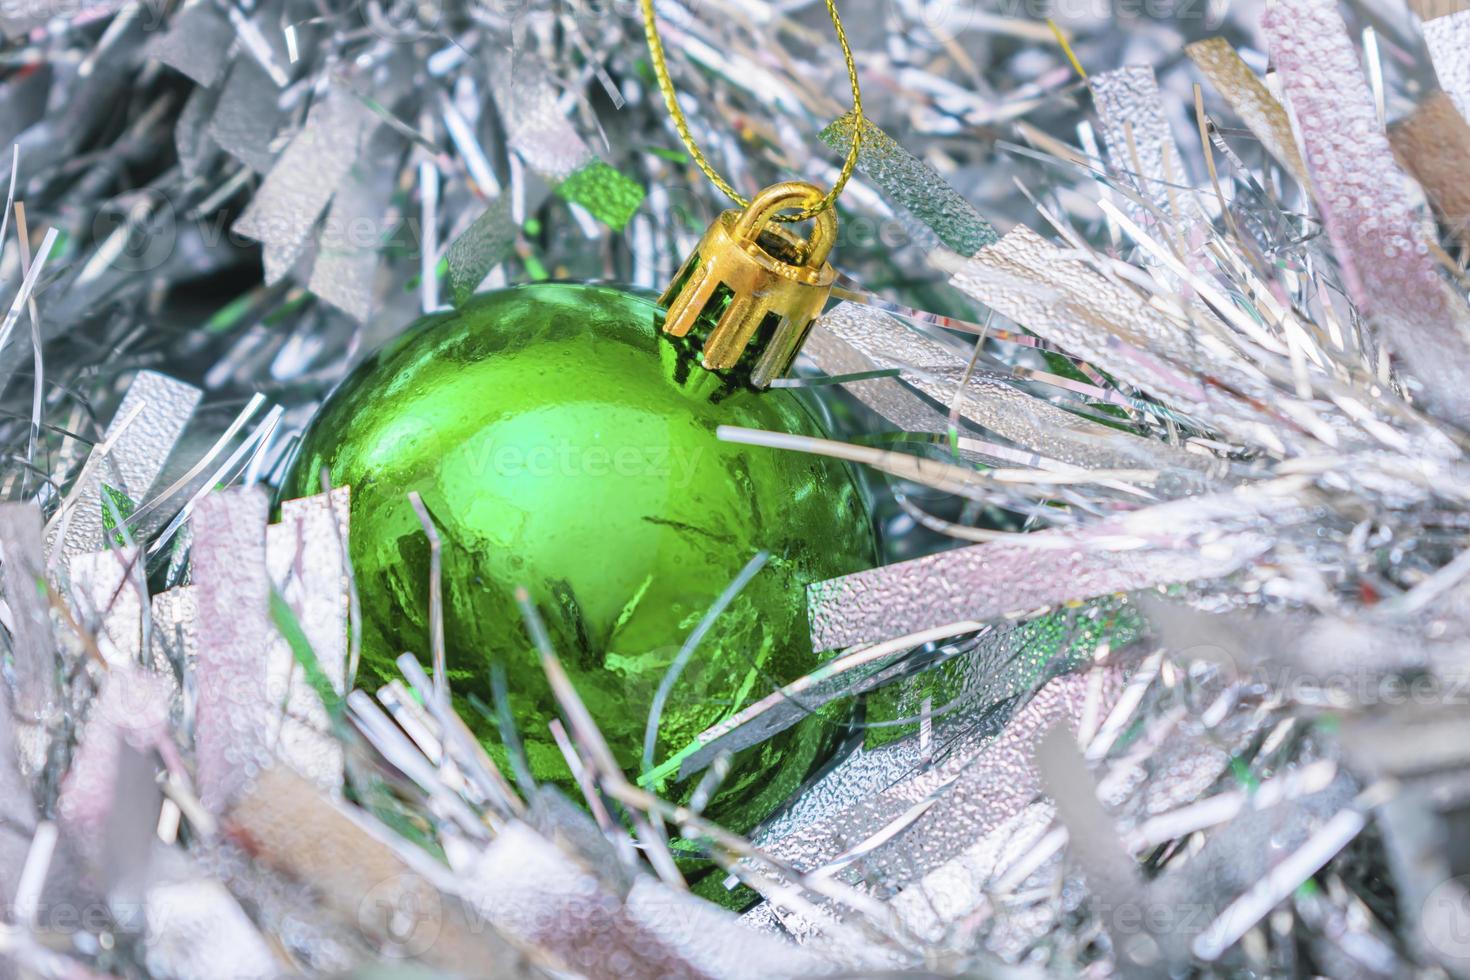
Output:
top-left (207, 58), bottom-right (288, 174)
top-left (1088, 66), bottom-right (1204, 234)
top-left (264, 488), bottom-right (349, 792)
top-left (807, 301), bottom-right (1222, 489)
top-left (457, 822), bottom-right (747, 978)
top-left (68, 547), bottom-right (146, 668)
top-left (144, 3), bottom-right (234, 88)
top-left (46, 370), bottom-right (201, 567)
top-left (819, 112), bottom-right (998, 256)
top-left (809, 491), bottom-right (1276, 650)
top-left (491, 53), bottom-right (593, 183)
top-left (191, 487), bottom-right (274, 811)
top-left (232, 87), bottom-right (380, 285)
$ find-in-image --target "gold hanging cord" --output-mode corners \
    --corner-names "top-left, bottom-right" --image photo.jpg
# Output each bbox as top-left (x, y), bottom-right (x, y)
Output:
top-left (638, 0), bottom-right (864, 220)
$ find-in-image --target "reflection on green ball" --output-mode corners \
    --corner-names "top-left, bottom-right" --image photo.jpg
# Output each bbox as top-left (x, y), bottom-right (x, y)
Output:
top-left (281, 282), bottom-right (875, 833)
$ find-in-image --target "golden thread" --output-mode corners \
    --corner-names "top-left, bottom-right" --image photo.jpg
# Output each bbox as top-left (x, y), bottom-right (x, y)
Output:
top-left (1048, 18), bottom-right (1087, 81)
top-left (639, 0), bottom-right (862, 221)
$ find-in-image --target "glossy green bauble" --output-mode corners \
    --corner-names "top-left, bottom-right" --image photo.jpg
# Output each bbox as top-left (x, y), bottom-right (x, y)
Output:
top-left (280, 282), bottom-right (875, 833)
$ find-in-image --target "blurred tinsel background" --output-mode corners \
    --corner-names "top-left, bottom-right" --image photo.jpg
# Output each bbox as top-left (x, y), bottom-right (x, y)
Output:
top-left (3, 0), bottom-right (1470, 973)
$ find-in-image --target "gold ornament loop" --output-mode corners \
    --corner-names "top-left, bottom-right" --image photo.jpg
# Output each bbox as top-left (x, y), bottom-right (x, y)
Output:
top-left (731, 182), bottom-right (837, 268)
top-left (638, 0), bottom-right (863, 221)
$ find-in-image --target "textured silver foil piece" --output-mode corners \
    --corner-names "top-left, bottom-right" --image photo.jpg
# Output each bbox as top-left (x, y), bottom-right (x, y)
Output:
top-left (676, 633), bottom-right (940, 779)
top-left (1424, 12), bottom-right (1470, 122)
top-left (952, 227), bottom-right (1218, 412)
top-left (447, 197), bottom-right (517, 306)
top-left (264, 488), bottom-right (349, 793)
top-left (624, 875), bottom-right (835, 977)
top-left (0, 671), bottom-right (44, 900)
top-left (149, 585), bottom-right (197, 682)
top-left (192, 487), bottom-right (274, 811)
top-left (1035, 724), bottom-right (1160, 974)
top-left (809, 491), bottom-right (1276, 650)
top-left (760, 669), bottom-right (1122, 889)
top-left (819, 111), bottom-right (999, 256)
top-left (760, 604), bottom-right (1126, 846)
top-left (144, 3), bottom-right (233, 88)
top-left (885, 800), bottom-right (1057, 944)
top-left (233, 86), bottom-right (379, 285)
top-left (308, 128), bottom-right (400, 322)
top-left (68, 547), bottom-right (146, 668)
top-left (491, 53), bottom-right (592, 183)
top-left (1088, 66), bottom-right (1202, 233)
top-left (1265, 0), bottom-right (1470, 424)
top-left (807, 301), bottom-right (1221, 489)
top-left (207, 58), bottom-right (286, 174)
top-left (46, 370), bottom-right (201, 567)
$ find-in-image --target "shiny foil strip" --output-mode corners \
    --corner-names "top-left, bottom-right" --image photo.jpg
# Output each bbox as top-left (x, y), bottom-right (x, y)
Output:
top-left (1265, 0), bottom-right (1470, 423)
top-left (447, 197), bottom-right (516, 306)
top-left (69, 547), bottom-right (146, 668)
top-left (143, 3), bottom-right (233, 88)
top-left (47, 370), bottom-right (201, 567)
top-left (1186, 38), bottom-right (1310, 185)
top-left (491, 53), bottom-right (593, 184)
top-left (885, 799), bottom-right (1056, 945)
top-left (1391, 91), bottom-right (1470, 242)
top-left (809, 491), bottom-right (1276, 650)
top-left (228, 766), bottom-right (535, 975)
top-left (208, 59), bottom-right (286, 175)
top-left (264, 488), bottom-right (350, 792)
top-left (0, 680), bottom-right (40, 887)
top-left (1087, 66), bottom-right (1202, 234)
top-left (807, 301), bottom-right (1218, 487)
top-left (765, 669), bottom-right (1123, 895)
top-left (232, 87), bottom-right (379, 285)
top-left (819, 111), bottom-right (999, 256)
top-left (150, 586), bottom-right (197, 682)
top-left (1424, 12), bottom-right (1470, 121)
top-left (192, 487), bottom-right (274, 811)
top-left (947, 225), bottom-right (1324, 454)
top-left (308, 127), bottom-right (401, 322)
top-left (949, 226), bottom-right (1212, 408)
top-left (757, 606), bottom-right (1127, 852)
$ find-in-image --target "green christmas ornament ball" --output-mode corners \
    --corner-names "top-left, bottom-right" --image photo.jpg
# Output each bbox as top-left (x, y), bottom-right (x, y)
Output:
top-left (280, 282), bottom-right (875, 832)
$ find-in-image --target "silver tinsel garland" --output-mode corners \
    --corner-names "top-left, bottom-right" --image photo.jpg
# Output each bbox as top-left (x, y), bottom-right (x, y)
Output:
top-left (2, 0), bottom-right (1470, 974)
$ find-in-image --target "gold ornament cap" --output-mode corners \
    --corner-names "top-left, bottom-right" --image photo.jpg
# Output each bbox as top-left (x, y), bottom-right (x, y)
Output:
top-left (659, 181), bottom-right (837, 388)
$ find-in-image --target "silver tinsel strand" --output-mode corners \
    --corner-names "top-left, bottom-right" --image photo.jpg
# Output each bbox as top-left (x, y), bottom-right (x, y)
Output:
top-left (2, 0), bottom-right (1470, 975)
